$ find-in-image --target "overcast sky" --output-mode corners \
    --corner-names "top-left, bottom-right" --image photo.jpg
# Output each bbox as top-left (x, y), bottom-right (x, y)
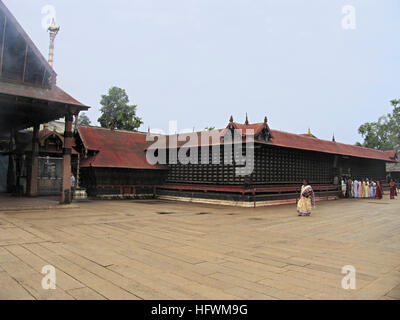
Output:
top-left (4, 0), bottom-right (400, 144)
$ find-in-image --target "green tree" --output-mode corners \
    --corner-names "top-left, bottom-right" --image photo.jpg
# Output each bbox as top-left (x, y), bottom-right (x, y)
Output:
top-left (205, 127), bottom-right (216, 131)
top-left (357, 99), bottom-right (400, 152)
top-left (77, 112), bottom-right (91, 126)
top-left (98, 86), bottom-right (143, 131)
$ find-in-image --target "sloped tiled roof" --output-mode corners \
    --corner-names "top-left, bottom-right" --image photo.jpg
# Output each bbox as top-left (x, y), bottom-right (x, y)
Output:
top-left (78, 120), bottom-right (397, 171)
top-left (267, 129), bottom-right (396, 162)
top-left (0, 81), bottom-right (88, 108)
top-left (148, 121), bottom-right (397, 162)
top-left (78, 126), bottom-right (165, 170)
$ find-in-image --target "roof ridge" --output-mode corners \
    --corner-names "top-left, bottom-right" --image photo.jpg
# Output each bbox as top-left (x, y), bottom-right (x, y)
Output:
top-left (79, 125), bottom-right (147, 135)
top-left (271, 128), bottom-right (397, 153)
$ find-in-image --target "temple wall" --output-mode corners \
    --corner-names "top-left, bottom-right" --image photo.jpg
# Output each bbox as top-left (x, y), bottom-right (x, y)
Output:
top-left (167, 145), bottom-right (333, 185)
top-left (80, 167), bottom-right (167, 197)
top-left (0, 155), bottom-right (8, 192)
top-left (166, 144), bottom-right (387, 185)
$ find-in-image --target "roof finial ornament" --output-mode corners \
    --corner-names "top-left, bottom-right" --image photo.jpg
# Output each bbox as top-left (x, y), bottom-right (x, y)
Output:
top-left (308, 128), bottom-right (311, 135)
top-left (229, 115), bottom-right (234, 123)
top-left (47, 18), bottom-right (60, 67)
top-left (245, 113), bottom-right (249, 125)
top-left (332, 133), bottom-right (336, 142)
top-left (264, 116), bottom-right (268, 125)
top-left (148, 126), bottom-right (151, 134)
top-left (44, 19), bottom-right (60, 130)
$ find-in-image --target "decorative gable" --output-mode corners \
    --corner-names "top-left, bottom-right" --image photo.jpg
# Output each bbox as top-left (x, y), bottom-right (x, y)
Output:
top-left (255, 127), bottom-right (271, 142)
top-left (225, 115), bottom-right (272, 142)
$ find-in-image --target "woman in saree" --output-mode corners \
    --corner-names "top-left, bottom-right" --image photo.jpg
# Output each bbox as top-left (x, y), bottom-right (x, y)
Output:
top-left (390, 179), bottom-right (397, 199)
top-left (358, 180), bottom-right (362, 198)
top-left (370, 181), bottom-right (375, 198)
top-left (353, 179), bottom-right (358, 198)
top-left (348, 178), bottom-right (353, 198)
top-left (363, 180), bottom-right (370, 198)
top-left (341, 179), bottom-right (347, 198)
top-left (375, 180), bottom-right (383, 200)
top-left (361, 180), bottom-right (367, 198)
top-left (297, 180), bottom-right (315, 216)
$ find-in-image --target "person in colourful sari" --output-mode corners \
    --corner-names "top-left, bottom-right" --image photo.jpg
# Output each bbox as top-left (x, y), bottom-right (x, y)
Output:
top-left (390, 179), bottom-right (397, 199)
top-left (370, 181), bottom-right (375, 198)
top-left (358, 180), bottom-right (362, 198)
top-left (297, 180), bottom-right (315, 216)
top-left (375, 180), bottom-right (383, 200)
top-left (366, 179), bottom-right (371, 198)
top-left (364, 180), bottom-right (370, 198)
top-left (361, 180), bottom-right (367, 198)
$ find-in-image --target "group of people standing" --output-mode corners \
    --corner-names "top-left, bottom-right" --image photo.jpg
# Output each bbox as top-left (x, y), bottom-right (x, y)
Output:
top-left (297, 177), bottom-right (398, 218)
top-left (340, 178), bottom-right (384, 199)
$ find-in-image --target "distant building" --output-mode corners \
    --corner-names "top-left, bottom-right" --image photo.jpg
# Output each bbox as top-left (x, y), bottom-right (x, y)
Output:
top-left (75, 116), bottom-right (397, 206)
top-left (387, 161), bottom-right (400, 181)
top-left (0, 1), bottom-right (89, 202)
top-left (74, 126), bottom-right (167, 198)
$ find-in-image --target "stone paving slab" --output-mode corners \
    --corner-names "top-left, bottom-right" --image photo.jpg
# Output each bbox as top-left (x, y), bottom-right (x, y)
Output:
top-left (0, 194), bottom-right (78, 212)
top-left (0, 195), bottom-right (399, 300)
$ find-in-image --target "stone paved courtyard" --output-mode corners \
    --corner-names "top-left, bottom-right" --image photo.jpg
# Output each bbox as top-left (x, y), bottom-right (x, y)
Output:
top-left (0, 195), bottom-right (399, 300)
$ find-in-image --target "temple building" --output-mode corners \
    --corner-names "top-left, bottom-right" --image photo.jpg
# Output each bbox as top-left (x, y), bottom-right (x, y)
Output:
top-left (1, 0), bottom-right (396, 207)
top-left (0, 1), bottom-right (89, 203)
top-left (74, 126), bottom-right (167, 198)
top-left (387, 162), bottom-right (400, 181)
top-left (3, 121), bottom-right (81, 196)
top-left (75, 116), bottom-right (397, 206)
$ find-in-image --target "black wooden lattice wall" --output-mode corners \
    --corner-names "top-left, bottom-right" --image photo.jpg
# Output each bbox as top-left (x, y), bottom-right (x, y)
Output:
top-left (166, 144), bottom-right (386, 185)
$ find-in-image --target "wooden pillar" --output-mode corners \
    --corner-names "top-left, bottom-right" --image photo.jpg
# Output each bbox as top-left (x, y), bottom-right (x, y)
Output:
top-left (60, 113), bottom-right (73, 204)
top-left (76, 153), bottom-right (80, 188)
top-left (75, 112), bottom-right (80, 188)
top-left (6, 129), bottom-right (15, 193)
top-left (28, 125), bottom-right (39, 196)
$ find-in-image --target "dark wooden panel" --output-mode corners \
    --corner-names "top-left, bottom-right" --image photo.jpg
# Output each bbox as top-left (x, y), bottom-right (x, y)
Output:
top-left (165, 144), bottom-right (385, 185)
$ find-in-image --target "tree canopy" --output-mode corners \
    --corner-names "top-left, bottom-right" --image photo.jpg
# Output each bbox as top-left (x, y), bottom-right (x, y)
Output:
top-left (98, 86), bottom-right (143, 131)
top-left (77, 112), bottom-right (91, 126)
top-left (357, 99), bottom-right (400, 152)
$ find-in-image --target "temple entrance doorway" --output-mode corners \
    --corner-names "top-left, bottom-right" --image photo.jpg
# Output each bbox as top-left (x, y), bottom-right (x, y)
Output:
top-left (37, 157), bottom-right (63, 196)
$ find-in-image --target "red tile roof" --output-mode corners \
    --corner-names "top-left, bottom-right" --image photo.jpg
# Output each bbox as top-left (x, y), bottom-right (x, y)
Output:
top-left (267, 128), bottom-right (396, 162)
top-left (148, 121), bottom-right (397, 162)
top-left (78, 121), bottom-right (397, 170)
top-left (227, 121), bottom-right (397, 162)
top-left (78, 126), bottom-right (165, 170)
top-left (228, 123), bottom-right (267, 136)
top-left (228, 121), bottom-right (396, 161)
